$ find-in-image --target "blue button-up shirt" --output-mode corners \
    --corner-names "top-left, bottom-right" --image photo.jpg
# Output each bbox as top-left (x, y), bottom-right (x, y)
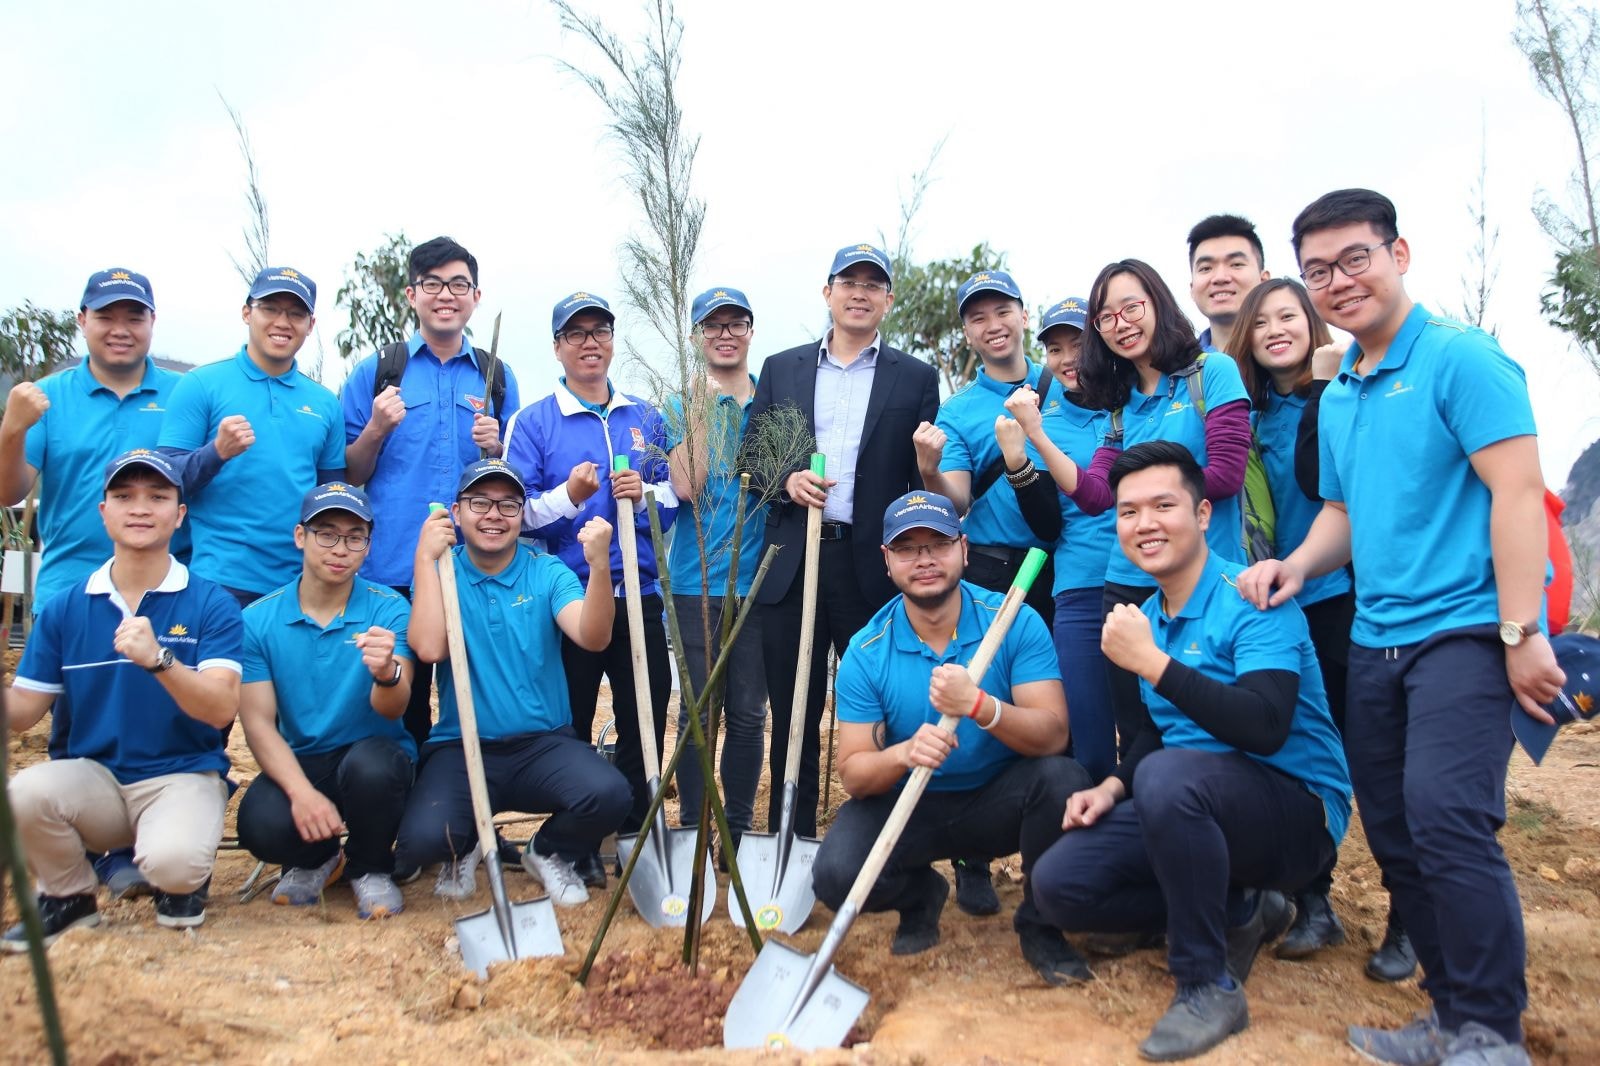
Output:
top-left (814, 331), bottom-right (879, 524)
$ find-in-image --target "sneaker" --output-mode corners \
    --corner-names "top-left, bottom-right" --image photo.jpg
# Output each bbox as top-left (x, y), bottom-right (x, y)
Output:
top-left (521, 849), bottom-right (589, 908)
top-left (435, 850), bottom-right (482, 901)
top-left (1440, 1022), bottom-right (1531, 1066)
top-left (351, 873), bottom-right (404, 920)
top-left (574, 851), bottom-right (607, 890)
top-left (154, 880), bottom-right (210, 930)
top-left (1348, 1009), bottom-right (1453, 1066)
top-left (1276, 889), bottom-right (1347, 959)
top-left (1367, 905), bottom-right (1419, 982)
top-left (1137, 980), bottom-right (1249, 1061)
top-left (270, 851), bottom-right (346, 907)
top-left (891, 869), bottom-right (949, 956)
top-left (1016, 920), bottom-right (1094, 986)
top-left (1224, 889), bottom-right (1294, 985)
top-left (952, 858), bottom-right (1001, 917)
top-left (1, 894), bottom-right (100, 952)
top-left (96, 850), bottom-right (152, 901)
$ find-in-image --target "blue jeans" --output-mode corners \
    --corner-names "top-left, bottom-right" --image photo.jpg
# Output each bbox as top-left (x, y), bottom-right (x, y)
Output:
top-left (672, 594), bottom-right (766, 837)
top-left (1054, 587), bottom-right (1116, 782)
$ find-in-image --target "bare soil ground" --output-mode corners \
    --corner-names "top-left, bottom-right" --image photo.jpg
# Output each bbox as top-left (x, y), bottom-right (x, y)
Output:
top-left (4, 668), bottom-right (1599, 1065)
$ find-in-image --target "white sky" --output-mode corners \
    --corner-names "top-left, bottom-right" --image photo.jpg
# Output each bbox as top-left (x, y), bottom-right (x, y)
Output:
top-left (4, 0), bottom-right (1598, 483)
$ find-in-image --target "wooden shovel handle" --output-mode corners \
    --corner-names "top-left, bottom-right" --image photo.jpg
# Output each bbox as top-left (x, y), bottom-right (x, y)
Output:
top-left (612, 455), bottom-right (661, 778)
top-left (781, 453), bottom-right (828, 786)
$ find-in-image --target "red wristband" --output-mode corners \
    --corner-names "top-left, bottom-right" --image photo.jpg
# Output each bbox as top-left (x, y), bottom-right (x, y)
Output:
top-left (969, 689), bottom-right (985, 719)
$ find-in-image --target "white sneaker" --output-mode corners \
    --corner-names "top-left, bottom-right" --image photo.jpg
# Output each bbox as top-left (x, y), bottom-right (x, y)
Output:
top-left (521, 849), bottom-right (589, 907)
top-left (434, 850), bottom-right (481, 901)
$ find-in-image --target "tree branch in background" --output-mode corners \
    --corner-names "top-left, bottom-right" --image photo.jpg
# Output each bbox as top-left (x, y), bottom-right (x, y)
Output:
top-left (217, 91), bottom-right (271, 289)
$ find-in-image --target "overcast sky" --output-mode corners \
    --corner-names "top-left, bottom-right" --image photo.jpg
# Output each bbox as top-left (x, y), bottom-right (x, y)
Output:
top-left (4, 0), bottom-right (1598, 484)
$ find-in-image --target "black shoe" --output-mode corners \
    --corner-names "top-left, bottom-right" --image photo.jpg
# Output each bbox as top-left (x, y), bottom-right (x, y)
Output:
top-left (1016, 921), bottom-right (1094, 986)
top-left (891, 869), bottom-right (949, 956)
top-left (1137, 981), bottom-right (1249, 1061)
top-left (1366, 906), bottom-right (1418, 983)
top-left (154, 879), bottom-right (210, 930)
top-left (952, 858), bottom-right (1000, 917)
top-left (1276, 890), bottom-right (1346, 959)
top-left (1224, 889), bottom-right (1294, 985)
top-left (574, 851), bottom-right (608, 890)
top-left (496, 836), bottom-right (523, 868)
top-left (1081, 929), bottom-right (1167, 958)
top-left (1, 894), bottom-right (100, 953)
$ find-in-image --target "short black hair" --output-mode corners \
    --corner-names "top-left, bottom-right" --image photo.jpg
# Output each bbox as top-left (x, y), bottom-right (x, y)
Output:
top-left (1076, 259), bottom-right (1203, 412)
top-left (1109, 440), bottom-right (1206, 507)
top-left (1290, 189), bottom-right (1398, 261)
top-left (1187, 214), bottom-right (1264, 271)
top-left (409, 236), bottom-right (479, 286)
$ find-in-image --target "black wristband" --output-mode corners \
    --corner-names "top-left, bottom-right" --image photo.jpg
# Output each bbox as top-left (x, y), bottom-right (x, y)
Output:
top-left (373, 661), bottom-right (403, 688)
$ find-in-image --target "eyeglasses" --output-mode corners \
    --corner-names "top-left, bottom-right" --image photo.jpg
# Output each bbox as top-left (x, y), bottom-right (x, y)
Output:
top-left (831, 278), bottom-right (889, 294)
top-left (557, 326), bottom-right (615, 345)
top-left (886, 537), bottom-right (961, 559)
top-left (460, 495), bottom-right (525, 517)
top-left (698, 320), bottom-right (752, 338)
top-left (1093, 301), bottom-right (1148, 333)
top-left (415, 276), bottom-right (475, 296)
top-left (252, 302), bottom-right (310, 324)
top-left (1299, 241), bottom-right (1395, 290)
top-left (309, 528), bottom-right (370, 551)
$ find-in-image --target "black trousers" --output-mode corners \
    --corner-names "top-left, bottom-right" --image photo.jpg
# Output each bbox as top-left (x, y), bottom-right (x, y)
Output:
top-left (391, 584), bottom-right (436, 751)
top-left (1101, 581), bottom-right (1157, 759)
top-left (1298, 590), bottom-right (1355, 896)
top-left (964, 544), bottom-right (1056, 631)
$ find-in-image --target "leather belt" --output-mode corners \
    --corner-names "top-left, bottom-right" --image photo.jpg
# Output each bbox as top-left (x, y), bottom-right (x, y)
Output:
top-left (968, 542), bottom-right (1032, 567)
top-left (818, 521), bottom-right (851, 541)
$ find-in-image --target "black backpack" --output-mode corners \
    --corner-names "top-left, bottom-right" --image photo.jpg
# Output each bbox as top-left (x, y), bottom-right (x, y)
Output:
top-left (373, 340), bottom-right (505, 420)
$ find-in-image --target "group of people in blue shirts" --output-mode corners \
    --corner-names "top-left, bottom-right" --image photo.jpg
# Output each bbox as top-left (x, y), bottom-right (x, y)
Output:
top-left (0, 187), bottom-right (1574, 1064)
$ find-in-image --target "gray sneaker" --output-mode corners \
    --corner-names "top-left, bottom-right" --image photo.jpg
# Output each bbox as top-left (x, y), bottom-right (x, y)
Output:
top-left (1138, 980), bottom-right (1249, 1061)
top-left (521, 849), bottom-right (589, 907)
top-left (1439, 1022), bottom-right (1531, 1066)
top-left (271, 851), bottom-right (346, 907)
top-left (434, 851), bottom-right (481, 901)
top-left (1348, 1009), bottom-right (1453, 1066)
top-left (351, 873), bottom-right (404, 919)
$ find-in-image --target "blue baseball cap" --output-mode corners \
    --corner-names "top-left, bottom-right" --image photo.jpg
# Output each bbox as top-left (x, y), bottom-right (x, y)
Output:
top-left (828, 243), bottom-right (893, 284)
top-left (882, 491), bottom-right (961, 544)
top-left (956, 270), bottom-right (1023, 315)
top-left (552, 291), bottom-right (614, 335)
top-left (691, 286), bottom-right (753, 325)
top-left (300, 482), bottom-right (374, 525)
top-left (81, 268), bottom-right (155, 312)
top-left (103, 449), bottom-right (180, 495)
top-left (457, 457), bottom-right (527, 497)
top-left (249, 267), bottom-right (317, 312)
top-left (1038, 296), bottom-right (1089, 341)
top-left (1511, 632), bottom-right (1600, 765)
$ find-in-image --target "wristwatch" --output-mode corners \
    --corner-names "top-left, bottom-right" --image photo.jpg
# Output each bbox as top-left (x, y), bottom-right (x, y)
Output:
top-left (373, 660), bottom-right (403, 688)
top-left (147, 647), bottom-right (176, 674)
top-left (1498, 618), bottom-right (1542, 647)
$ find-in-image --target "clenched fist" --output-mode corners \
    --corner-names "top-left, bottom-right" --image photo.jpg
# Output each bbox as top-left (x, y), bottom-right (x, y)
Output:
top-left (371, 385), bottom-right (406, 434)
top-left (216, 415), bottom-right (256, 460)
top-left (4, 382), bottom-right (49, 432)
top-left (354, 626), bottom-right (398, 680)
top-left (567, 461), bottom-right (601, 505)
top-left (1002, 387), bottom-right (1043, 435)
top-left (912, 421), bottom-right (947, 475)
top-left (577, 515), bottom-right (614, 570)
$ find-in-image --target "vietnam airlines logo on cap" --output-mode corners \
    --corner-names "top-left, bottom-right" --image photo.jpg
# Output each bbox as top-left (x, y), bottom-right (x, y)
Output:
top-left (128, 448), bottom-right (153, 457)
top-left (972, 272), bottom-right (991, 283)
top-left (713, 290), bottom-right (729, 298)
top-left (907, 494), bottom-right (927, 504)
top-left (855, 244), bottom-right (873, 253)
top-left (326, 483), bottom-right (348, 493)
top-left (111, 271), bottom-right (132, 281)
top-left (169, 624), bottom-right (189, 637)
top-left (1058, 299), bottom-right (1081, 311)
top-left (280, 269), bottom-right (300, 279)
top-left (570, 291), bottom-right (589, 300)
top-left (483, 458), bottom-right (510, 469)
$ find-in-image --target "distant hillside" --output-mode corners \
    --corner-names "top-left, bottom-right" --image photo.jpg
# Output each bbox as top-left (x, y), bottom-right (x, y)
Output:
top-left (1566, 437), bottom-right (1600, 529)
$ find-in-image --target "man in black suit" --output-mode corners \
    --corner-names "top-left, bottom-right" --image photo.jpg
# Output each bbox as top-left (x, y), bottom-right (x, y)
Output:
top-left (746, 243), bottom-right (940, 836)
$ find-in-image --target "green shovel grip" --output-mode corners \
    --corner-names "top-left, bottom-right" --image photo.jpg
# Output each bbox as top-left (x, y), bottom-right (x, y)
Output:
top-left (1013, 547), bottom-right (1048, 593)
top-left (809, 453), bottom-right (826, 477)
top-left (428, 502), bottom-right (446, 515)
top-left (613, 454), bottom-right (631, 472)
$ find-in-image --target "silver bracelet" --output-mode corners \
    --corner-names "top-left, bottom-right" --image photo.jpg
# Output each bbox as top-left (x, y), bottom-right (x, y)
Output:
top-left (979, 694), bottom-right (1003, 731)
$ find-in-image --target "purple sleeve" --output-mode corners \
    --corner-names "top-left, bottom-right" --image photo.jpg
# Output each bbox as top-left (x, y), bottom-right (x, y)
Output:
top-left (1200, 400), bottom-right (1251, 501)
top-left (1066, 445), bottom-right (1120, 514)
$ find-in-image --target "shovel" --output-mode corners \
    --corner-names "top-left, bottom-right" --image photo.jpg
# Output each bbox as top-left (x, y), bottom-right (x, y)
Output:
top-left (724, 547), bottom-right (1049, 1050)
top-left (611, 457), bottom-right (717, 927)
top-left (731, 452), bottom-right (827, 934)
top-left (432, 504), bottom-right (564, 976)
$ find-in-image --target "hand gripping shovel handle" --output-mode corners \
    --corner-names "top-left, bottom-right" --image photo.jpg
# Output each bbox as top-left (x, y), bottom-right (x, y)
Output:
top-left (781, 454), bottom-right (827, 795)
top-left (611, 455), bottom-right (662, 779)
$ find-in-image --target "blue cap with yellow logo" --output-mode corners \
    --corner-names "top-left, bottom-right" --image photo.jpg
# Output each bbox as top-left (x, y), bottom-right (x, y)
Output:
top-left (882, 491), bottom-right (961, 544)
top-left (103, 449), bottom-right (181, 495)
top-left (691, 286), bottom-right (753, 325)
top-left (81, 268), bottom-right (155, 312)
top-left (1038, 296), bottom-right (1089, 341)
top-left (552, 291), bottom-right (614, 335)
top-left (300, 482), bottom-right (373, 525)
top-left (828, 243), bottom-right (893, 284)
top-left (956, 270), bottom-right (1023, 316)
top-left (249, 267), bottom-right (317, 312)
top-left (457, 457), bottom-right (527, 497)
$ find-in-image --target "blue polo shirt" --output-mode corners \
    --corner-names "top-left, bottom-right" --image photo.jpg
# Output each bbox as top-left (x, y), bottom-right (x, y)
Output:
top-left (663, 382), bottom-right (766, 596)
top-left (1141, 552), bottom-right (1351, 845)
top-left (936, 362), bottom-right (1050, 550)
top-left (340, 334), bottom-right (522, 586)
top-left (159, 348), bottom-right (346, 595)
top-left (13, 557), bottom-right (242, 785)
top-left (1255, 390), bottom-right (1350, 607)
top-left (430, 545), bottom-right (585, 743)
top-left (1318, 305), bottom-right (1537, 646)
top-left (1038, 393), bottom-right (1115, 594)
top-left (1107, 355), bottom-right (1249, 588)
top-left (241, 578), bottom-right (417, 759)
top-left (836, 581), bottom-right (1062, 793)
top-left (24, 357), bottom-right (187, 609)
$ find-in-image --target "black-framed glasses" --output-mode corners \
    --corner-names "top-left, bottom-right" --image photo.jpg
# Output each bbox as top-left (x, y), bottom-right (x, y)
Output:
top-left (252, 302), bottom-right (310, 324)
top-left (1093, 301), bottom-right (1148, 333)
top-left (460, 495), bottom-right (525, 517)
top-left (1299, 241), bottom-right (1395, 290)
top-left (415, 276), bottom-right (475, 296)
top-left (698, 320), bottom-right (752, 338)
top-left (831, 278), bottom-right (889, 294)
top-left (557, 325), bottom-right (615, 345)
top-left (309, 528), bottom-right (370, 551)
top-left (886, 537), bottom-right (961, 560)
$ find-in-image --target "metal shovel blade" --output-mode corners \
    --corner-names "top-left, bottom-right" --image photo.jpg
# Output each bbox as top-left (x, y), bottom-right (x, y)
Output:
top-left (728, 830), bottom-right (820, 934)
top-left (455, 896), bottom-right (566, 978)
top-left (615, 824), bottom-right (718, 928)
top-left (723, 938), bottom-right (870, 1050)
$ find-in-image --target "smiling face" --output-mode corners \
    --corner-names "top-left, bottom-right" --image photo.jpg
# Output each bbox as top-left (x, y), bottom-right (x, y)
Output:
top-left (1249, 286), bottom-right (1313, 379)
top-left (882, 527), bottom-right (967, 610)
top-left (1041, 326), bottom-right (1084, 393)
top-left (552, 310), bottom-right (615, 394)
top-left (1115, 464), bottom-right (1209, 583)
top-left (1098, 273), bottom-right (1156, 364)
top-left (78, 301), bottom-right (154, 374)
top-left (100, 470), bottom-right (184, 552)
top-left (1299, 222), bottom-right (1410, 344)
top-left (696, 306), bottom-right (753, 371)
top-left (295, 510), bottom-right (371, 586)
top-left (823, 263), bottom-right (894, 335)
top-left (1189, 235), bottom-right (1266, 327)
top-left (961, 293), bottom-right (1029, 366)
top-left (452, 476), bottom-right (524, 561)
top-left (242, 293), bottom-right (314, 366)
top-left (406, 258), bottom-right (480, 341)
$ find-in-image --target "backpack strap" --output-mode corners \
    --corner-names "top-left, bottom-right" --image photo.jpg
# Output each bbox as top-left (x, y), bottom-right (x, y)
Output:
top-left (1105, 405), bottom-right (1124, 446)
top-left (373, 340), bottom-right (410, 399)
top-left (1169, 351), bottom-right (1208, 419)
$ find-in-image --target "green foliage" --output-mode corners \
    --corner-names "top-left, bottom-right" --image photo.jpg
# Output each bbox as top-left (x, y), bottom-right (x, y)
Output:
top-left (335, 233), bottom-right (416, 363)
top-left (0, 303), bottom-right (77, 383)
top-left (884, 243), bottom-right (1017, 394)
top-left (1541, 243), bottom-right (1600, 369)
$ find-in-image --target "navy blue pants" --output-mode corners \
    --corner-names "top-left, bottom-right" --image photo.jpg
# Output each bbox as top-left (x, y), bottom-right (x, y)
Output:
top-left (1055, 587), bottom-right (1117, 782)
top-left (672, 594), bottom-right (766, 836)
top-left (1102, 582), bottom-right (1157, 759)
top-left (1345, 627), bottom-right (1525, 1042)
top-left (811, 755), bottom-right (1090, 930)
top-left (393, 728), bottom-right (631, 870)
top-left (1032, 748), bottom-right (1334, 985)
top-left (238, 736), bottom-right (415, 878)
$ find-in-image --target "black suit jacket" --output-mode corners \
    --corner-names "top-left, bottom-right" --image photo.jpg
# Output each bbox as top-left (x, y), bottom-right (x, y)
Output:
top-left (745, 339), bottom-right (940, 608)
